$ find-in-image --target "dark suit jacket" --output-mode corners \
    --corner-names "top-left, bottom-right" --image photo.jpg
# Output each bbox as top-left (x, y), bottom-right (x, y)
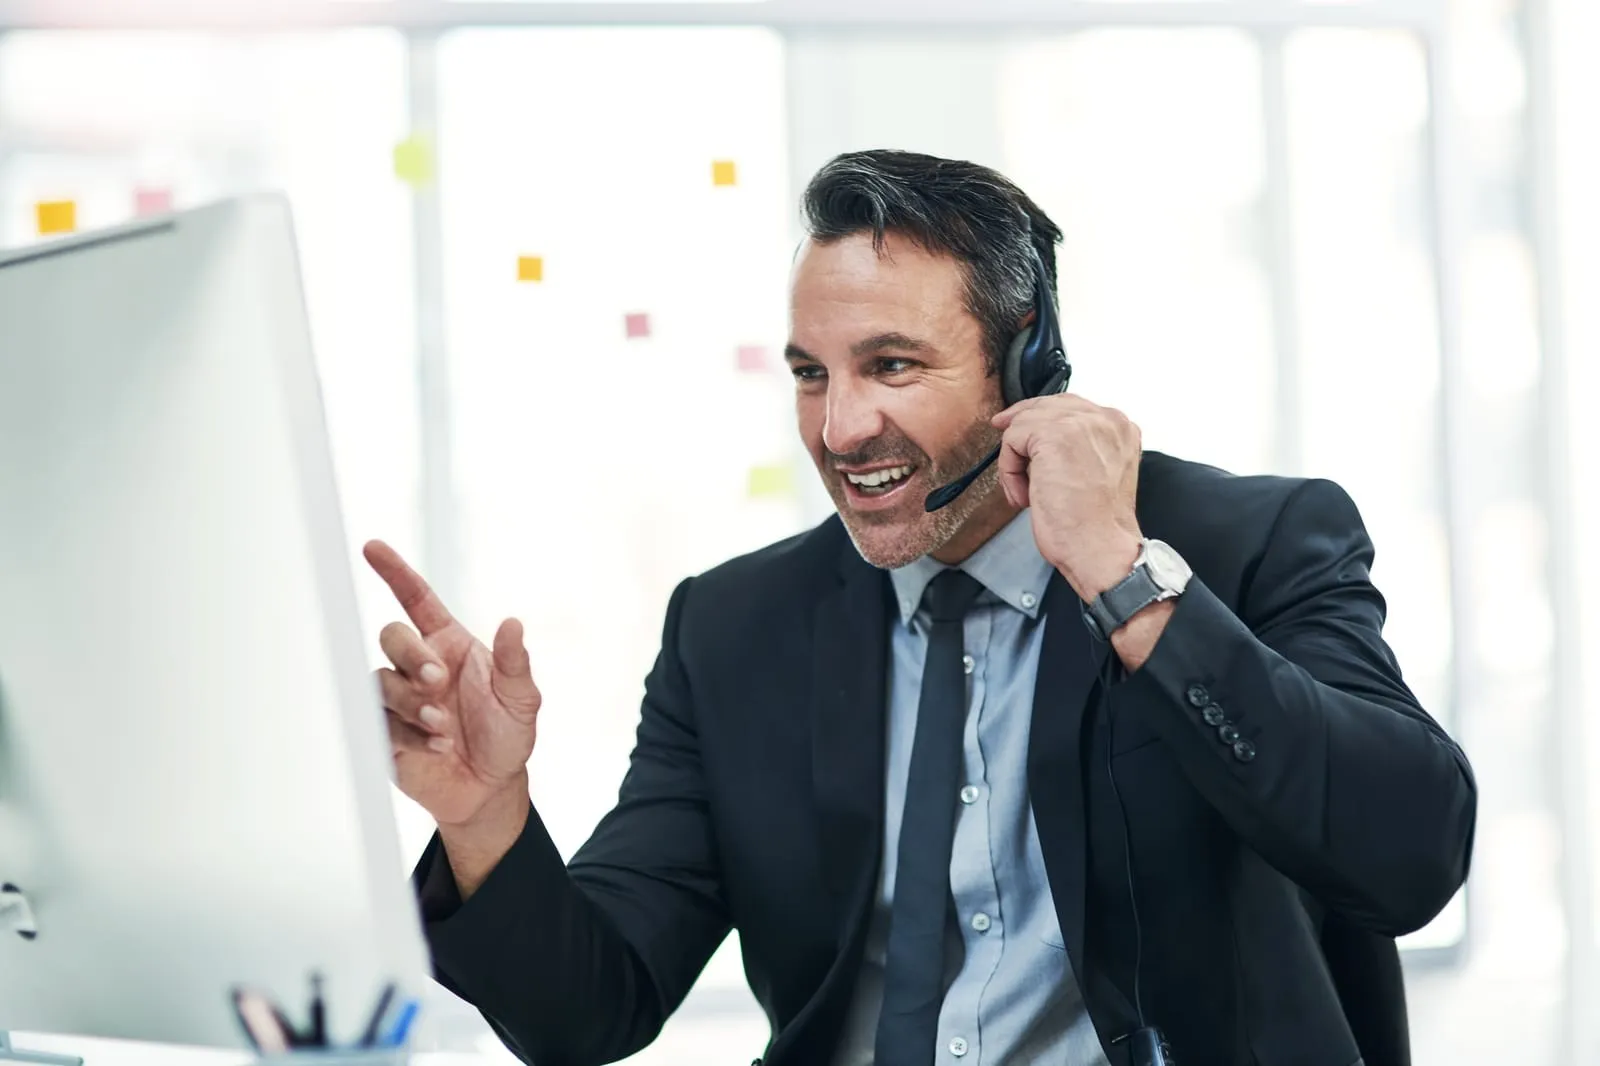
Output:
top-left (414, 451), bottom-right (1477, 1066)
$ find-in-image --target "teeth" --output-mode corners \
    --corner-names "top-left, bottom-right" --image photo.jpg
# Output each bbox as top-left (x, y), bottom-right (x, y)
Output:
top-left (846, 464), bottom-right (913, 488)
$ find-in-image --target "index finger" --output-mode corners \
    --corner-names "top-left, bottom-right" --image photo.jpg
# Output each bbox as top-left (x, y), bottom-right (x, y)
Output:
top-left (363, 540), bottom-right (457, 636)
top-left (991, 391), bottom-right (1091, 429)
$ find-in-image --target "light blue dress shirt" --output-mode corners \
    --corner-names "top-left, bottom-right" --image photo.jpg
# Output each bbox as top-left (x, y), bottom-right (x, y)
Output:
top-left (831, 510), bottom-right (1110, 1066)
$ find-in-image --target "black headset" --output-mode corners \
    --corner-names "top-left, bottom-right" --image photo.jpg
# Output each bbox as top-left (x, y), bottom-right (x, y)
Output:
top-left (923, 238), bottom-right (1073, 512)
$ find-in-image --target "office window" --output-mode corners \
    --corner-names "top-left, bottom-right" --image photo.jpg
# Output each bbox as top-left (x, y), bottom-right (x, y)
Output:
top-left (999, 29), bottom-right (1278, 477)
top-left (435, 19), bottom-right (792, 855)
top-left (435, 26), bottom-right (790, 1062)
top-left (1556, 0), bottom-right (1600, 957)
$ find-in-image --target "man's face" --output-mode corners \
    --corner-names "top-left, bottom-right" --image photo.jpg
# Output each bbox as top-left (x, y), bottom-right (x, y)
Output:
top-left (787, 231), bottom-right (1010, 570)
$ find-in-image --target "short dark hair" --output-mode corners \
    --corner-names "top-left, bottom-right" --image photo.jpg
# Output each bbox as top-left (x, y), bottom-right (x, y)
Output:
top-left (799, 149), bottom-right (1062, 375)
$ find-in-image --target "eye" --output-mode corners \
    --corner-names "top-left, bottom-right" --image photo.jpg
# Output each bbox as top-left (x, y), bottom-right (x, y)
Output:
top-left (876, 357), bottom-right (917, 375)
top-left (791, 364), bottom-right (826, 383)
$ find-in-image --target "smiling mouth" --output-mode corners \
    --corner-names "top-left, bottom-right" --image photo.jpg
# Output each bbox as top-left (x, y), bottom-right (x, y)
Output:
top-left (840, 463), bottom-right (918, 502)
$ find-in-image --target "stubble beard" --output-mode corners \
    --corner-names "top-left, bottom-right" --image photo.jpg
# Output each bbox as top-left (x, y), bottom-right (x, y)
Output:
top-left (828, 413), bottom-right (1004, 571)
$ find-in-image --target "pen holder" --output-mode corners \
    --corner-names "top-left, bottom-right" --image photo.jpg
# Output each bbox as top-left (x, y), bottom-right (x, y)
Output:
top-left (253, 1052), bottom-right (409, 1066)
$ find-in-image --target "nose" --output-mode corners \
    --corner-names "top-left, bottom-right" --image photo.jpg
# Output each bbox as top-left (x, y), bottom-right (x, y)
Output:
top-left (821, 377), bottom-right (885, 458)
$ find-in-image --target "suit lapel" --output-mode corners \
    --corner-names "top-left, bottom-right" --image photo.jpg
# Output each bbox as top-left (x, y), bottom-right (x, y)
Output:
top-left (1028, 571), bottom-right (1110, 980)
top-left (811, 543), bottom-right (893, 941)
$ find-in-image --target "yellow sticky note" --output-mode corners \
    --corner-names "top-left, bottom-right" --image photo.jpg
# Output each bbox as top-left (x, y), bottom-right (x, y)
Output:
top-left (747, 464), bottom-right (794, 499)
top-left (517, 256), bottom-right (544, 283)
top-left (712, 160), bottom-right (738, 187)
top-left (36, 200), bottom-right (76, 236)
top-left (393, 135), bottom-right (435, 187)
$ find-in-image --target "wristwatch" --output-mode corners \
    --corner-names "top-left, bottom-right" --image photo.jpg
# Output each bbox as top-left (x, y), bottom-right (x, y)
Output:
top-left (1083, 538), bottom-right (1192, 641)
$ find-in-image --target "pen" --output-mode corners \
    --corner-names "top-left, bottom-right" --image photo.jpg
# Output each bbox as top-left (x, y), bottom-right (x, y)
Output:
top-left (270, 1001), bottom-right (305, 1049)
top-left (232, 988), bottom-right (291, 1055)
top-left (229, 988), bottom-right (261, 1052)
top-left (359, 982), bottom-right (397, 1049)
top-left (381, 999), bottom-right (420, 1049)
top-left (309, 972), bottom-right (326, 1048)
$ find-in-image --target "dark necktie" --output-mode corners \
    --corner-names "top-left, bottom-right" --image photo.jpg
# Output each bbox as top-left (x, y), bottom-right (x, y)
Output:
top-left (874, 568), bottom-right (985, 1066)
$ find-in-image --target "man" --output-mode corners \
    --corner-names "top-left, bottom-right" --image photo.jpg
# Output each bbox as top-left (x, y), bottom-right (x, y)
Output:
top-left (367, 150), bottom-right (1476, 1066)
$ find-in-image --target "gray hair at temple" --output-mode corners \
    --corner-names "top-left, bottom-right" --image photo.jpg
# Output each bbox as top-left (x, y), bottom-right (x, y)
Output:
top-left (799, 148), bottom-right (1063, 375)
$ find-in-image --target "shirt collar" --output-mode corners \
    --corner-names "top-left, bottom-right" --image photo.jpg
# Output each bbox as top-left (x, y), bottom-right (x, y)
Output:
top-left (887, 509), bottom-right (1055, 626)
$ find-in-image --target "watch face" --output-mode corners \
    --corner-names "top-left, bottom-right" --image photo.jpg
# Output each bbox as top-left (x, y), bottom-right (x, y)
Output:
top-left (1144, 539), bottom-right (1193, 592)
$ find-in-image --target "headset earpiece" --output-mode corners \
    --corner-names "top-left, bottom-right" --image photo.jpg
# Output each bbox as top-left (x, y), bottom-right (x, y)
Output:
top-left (925, 238), bottom-right (1072, 512)
top-left (1002, 247), bottom-right (1071, 409)
top-left (1001, 325), bottom-right (1034, 409)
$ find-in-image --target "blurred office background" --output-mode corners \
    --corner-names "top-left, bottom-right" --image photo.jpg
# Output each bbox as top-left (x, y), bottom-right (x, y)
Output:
top-left (0, 0), bottom-right (1595, 1062)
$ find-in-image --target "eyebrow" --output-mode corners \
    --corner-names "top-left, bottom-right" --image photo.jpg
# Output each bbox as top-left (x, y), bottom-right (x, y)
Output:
top-left (784, 332), bottom-right (934, 364)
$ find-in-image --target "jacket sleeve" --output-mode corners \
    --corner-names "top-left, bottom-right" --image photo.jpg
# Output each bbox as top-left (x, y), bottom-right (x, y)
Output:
top-left (412, 577), bottom-right (731, 1065)
top-left (1120, 478), bottom-right (1477, 936)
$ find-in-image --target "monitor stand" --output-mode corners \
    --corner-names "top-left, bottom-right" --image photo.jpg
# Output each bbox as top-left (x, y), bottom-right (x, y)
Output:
top-left (1, 884), bottom-right (79, 1063)
top-left (0, 1033), bottom-right (82, 1066)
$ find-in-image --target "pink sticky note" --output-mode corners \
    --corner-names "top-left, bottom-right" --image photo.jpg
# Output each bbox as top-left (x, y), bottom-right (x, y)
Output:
top-left (134, 188), bottom-right (173, 217)
top-left (625, 313), bottom-right (651, 340)
top-left (736, 345), bottom-right (769, 372)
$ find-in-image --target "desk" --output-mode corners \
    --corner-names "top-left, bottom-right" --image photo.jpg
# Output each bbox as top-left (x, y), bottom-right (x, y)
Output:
top-left (6, 1009), bottom-right (771, 1066)
top-left (0, 1039), bottom-right (496, 1066)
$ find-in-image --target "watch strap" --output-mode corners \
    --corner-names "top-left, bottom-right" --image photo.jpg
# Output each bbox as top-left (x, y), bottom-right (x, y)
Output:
top-left (1084, 564), bottom-right (1165, 641)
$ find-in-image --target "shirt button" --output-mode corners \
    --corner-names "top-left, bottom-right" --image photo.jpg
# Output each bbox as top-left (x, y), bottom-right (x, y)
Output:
top-left (962, 653), bottom-right (974, 675)
top-left (970, 912), bottom-right (991, 933)
top-left (949, 1037), bottom-right (969, 1057)
top-left (959, 784), bottom-right (980, 805)
top-left (1020, 592), bottom-right (1038, 610)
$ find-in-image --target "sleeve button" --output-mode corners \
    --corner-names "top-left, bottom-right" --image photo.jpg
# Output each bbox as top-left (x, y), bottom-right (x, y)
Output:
top-left (1218, 724), bottom-right (1241, 744)
top-left (1186, 684), bottom-right (1210, 708)
top-left (1202, 705), bottom-right (1225, 726)
top-left (1232, 739), bottom-right (1257, 762)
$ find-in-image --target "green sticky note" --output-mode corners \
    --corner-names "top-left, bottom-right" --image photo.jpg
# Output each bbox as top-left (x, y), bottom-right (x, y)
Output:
top-left (393, 135), bottom-right (435, 187)
top-left (747, 464), bottom-right (794, 499)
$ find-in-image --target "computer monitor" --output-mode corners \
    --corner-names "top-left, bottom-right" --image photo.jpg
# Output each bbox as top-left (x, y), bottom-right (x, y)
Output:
top-left (0, 196), bottom-right (430, 1051)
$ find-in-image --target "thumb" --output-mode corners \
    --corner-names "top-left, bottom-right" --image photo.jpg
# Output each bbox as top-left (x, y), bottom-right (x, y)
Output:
top-left (491, 617), bottom-right (538, 703)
